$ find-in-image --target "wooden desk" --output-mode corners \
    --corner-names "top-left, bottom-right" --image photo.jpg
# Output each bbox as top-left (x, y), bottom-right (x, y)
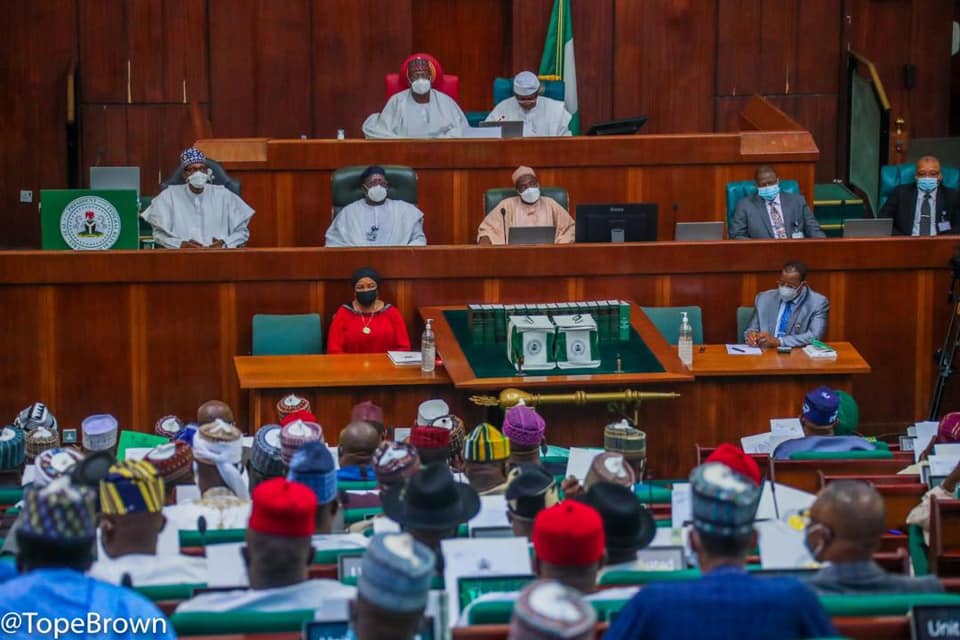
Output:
top-left (689, 343), bottom-right (871, 376)
top-left (234, 353), bottom-right (451, 432)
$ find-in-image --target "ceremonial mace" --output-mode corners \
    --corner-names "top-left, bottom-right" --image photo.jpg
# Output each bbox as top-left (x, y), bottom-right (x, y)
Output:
top-left (469, 388), bottom-right (679, 426)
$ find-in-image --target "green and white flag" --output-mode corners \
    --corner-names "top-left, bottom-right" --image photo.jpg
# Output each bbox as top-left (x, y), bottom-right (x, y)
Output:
top-left (538, 0), bottom-right (579, 134)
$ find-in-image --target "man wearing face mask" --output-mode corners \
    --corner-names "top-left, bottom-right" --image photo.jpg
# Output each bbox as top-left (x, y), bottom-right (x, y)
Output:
top-left (880, 155), bottom-right (960, 236)
top-left (804, 480), bottom-right (943, 594)
top-left (744, 260), bottom-right (828, 348)
top-left (362, 56), bottom-right (468, 139)
top-left (483, 71), bottom-right (572, 137)
top-left (477, 166), bottom-right (575, 245)
top-left (141, 147), bottom-right (255, 249)
top-left (730, 165), bottom-right (825, 240)
top-left (325, 166), bottom-right (426, 247)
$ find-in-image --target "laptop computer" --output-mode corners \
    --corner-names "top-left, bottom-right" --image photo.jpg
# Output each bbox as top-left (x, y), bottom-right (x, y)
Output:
top-left (90, 166), bottom-right (141, 201)
top-left (675, 221), bottom-right (724, 241)
top-left (508, 226), bottom-right (556, 245)
top-left (843, 218), bottom-right (893, 237)
top-left (478, 120), bottom-right (524, 138)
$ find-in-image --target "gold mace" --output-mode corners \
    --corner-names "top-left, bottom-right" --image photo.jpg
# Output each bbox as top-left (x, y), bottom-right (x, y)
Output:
top-left (469, 388), bottom-right (680, 425)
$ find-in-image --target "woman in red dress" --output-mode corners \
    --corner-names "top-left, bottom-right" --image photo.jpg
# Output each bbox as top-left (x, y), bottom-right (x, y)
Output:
top-left (326, 267), bottom-right (411, 354)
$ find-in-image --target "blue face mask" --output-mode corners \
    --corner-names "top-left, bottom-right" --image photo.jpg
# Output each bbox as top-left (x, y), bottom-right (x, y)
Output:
top-left (917, 176), bottom-right (939, 192)
top-left (757, 183), bottom-right (780, 201)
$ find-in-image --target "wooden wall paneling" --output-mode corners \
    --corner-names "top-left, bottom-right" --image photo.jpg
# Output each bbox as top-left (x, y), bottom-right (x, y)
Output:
top-left (209, 0), bottom-right (258, 136)
top-left (567, 0), bottom-right (614, 131)
top-left (415, 170), bottom-right (457, 246)
top-left (311, 0), bottom-right (413, 139)
top-left (758, 0), bottom-right (798, 95)
top-left (715, 0), bottom-right (762, 97)
top-left (78, 0), bottom-right (127, 103)
top-left (768, 95), bottom-right (839, 179)
top-left (237, 172), bottom-right (278, 248)
top-left (510, 0), bottom-right (552, 73)
top-left (668, 274), bottom-right (746, 344)
top-left (80, 106), bottom-right (130, 176)
top-left (613, 0), bottom-right (717, 133)
top-left (158, 0), bottom-right (210, 104)
top-left (794, 0), bottom-right (843, 95)
top-left (412, 0), bottom-right (511, 112)
top-left (291, 172), bottom-right (330, 247)
top-left (127, 0), bottom-right (167, 103)
top-left (907, 0), bottom-right (953, 138)
top-left (0, 288), bottom-right (46, 422)
top-left (128, 105), bottom-right (210, 197)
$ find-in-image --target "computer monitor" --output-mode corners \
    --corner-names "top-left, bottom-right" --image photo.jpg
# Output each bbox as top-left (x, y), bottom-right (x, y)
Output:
top-left (575, 203), bottom-right (658, 243)
top-left (586, 116), bottom-right (648, 136)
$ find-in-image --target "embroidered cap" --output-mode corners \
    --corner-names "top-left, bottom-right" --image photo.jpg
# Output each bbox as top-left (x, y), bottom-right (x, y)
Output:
top-left (373, 441), bottom-right (421, 488)
top-left (81, 414), bottom-right (119, 451)
top-left (510, 579), bottom-right (596, 640)
top-left (0, 426), bottom-right (26, 470)
top-left (15, 402), bottom-right (57, 433)
top-left (100, 460), bottom-right (165, 515)
top-left (603, 419), bottom-right (646, 458)
top-left (801, 386), bottom-right (840, 428)
top-left (584, 452), bottom-right (635, 490)
top-left (20, 476), bottom-right (97, 542)
top-left (25, 427), bottom-right (60, 461)
top-left (464, 423), bottom-right (511, 463)
top-left (279, 420), bottom-right (324, 466)
top-left (143, 441), bottom-right (194, 487)
top-left (502, 404), bottom-right (546, 448)
top-left (276, 394), bottom-right (310, 421)
top-left (287, 441), bottom-right (337, 505)
top-left (251, 424), bottom-right (286, 477)
top-left (34, 447), bottom-right (84, 487)
top-left (690, 462), bottom-right (762, 537)
top-left (154, 415), bottom-right (184, 439)
top-left (359, 533), bottom-right (436, 613)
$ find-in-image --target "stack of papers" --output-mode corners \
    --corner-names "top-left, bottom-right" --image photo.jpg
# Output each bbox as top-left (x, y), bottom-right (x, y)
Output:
top-left (740, 419), bottom-right (804, 454)
top-left (726, 344), bottom-right (762, 355)
top-left (802, 343), bottom-right (837, 359)
top-left (388, 351), bottom-right (422, 366)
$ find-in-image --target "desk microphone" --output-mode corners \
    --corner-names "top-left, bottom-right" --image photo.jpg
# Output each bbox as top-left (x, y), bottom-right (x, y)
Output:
top-left (500, 207), bottom-right (508, 242)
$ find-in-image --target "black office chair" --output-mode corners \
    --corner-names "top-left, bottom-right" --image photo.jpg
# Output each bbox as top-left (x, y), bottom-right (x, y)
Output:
top-left (160, 158), bottom-right (241, 196)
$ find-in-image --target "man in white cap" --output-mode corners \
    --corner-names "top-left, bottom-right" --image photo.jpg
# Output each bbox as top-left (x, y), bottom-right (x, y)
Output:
top-left (142, 146), bottom-right (255, 249)
top-left (163, 420), bottom-right (251, 531)
top-left (484, 71), bottom-right (572, 137)
top-left (477, 166), bottom-right (575, 245)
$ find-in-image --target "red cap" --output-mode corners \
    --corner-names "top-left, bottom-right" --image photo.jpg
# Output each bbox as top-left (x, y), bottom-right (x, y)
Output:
top-left (248, 478), bottom-right (317, 537)
top-left (532, 501), bottom-right (605, 567)
top-left (705, 443), bottom-right (762, 486)
top-left (280, 409), bottom-right (318, 427)
top-left (938, 412), bottom-right (960, 443)
top-left (408, 426), bottom-right (450, 450)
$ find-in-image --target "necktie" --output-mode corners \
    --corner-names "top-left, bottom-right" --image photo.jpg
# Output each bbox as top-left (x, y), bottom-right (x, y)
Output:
top-left (777, 301), bottom-right (793, 337)
top-left (769, 202), bottom-right (787, 239)
top-left (919, 194), bottom-right (932, 236)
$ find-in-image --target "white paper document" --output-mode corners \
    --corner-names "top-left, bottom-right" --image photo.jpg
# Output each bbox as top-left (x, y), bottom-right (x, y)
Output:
top-left (671, 483), bottom-right (692, 529)
top-left (770, 418), bottom-right (804, 436)
top-left (468, 495), bottom-right (510, 531)
top-left (565, 447), bottom-right (603, 483)
top-left (441, 537), bottom-right (531, 628)
top-left (205, 543), bottom-right (249, 587)
top-left (756, 482), bottom-right (816, 522)
top-left (388, 351), bottom-right (423, 366)
top-left (914, 421), bottom-right (940, 462)
top-left (310, 533), bottom-right (369, 552)
top-left (726, 344), bottom-right (762, 355)
top-left (928, 455), bottom-right (960, 477)
top-left (123, 447), bottom-right (153, 461)
top-left (741, 432), bottom-right (801, 455)
top-left (757, 520), bottom-right (818, 569)
top-left (933, 443), bottom-right (960, 457)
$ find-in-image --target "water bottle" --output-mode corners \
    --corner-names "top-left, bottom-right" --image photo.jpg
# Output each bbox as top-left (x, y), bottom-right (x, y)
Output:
top-left (678, 311), bottom-right (693, 367)
top-left (336, 129), bottom-right (345, 140)
top-left (421, 319), bottom-right (436, 373)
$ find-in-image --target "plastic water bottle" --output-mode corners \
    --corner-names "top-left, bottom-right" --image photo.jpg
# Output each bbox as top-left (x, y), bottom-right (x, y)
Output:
top-left (421, 319), bottom-right (436, 373)
top-left (336, 129), bottom-right (345, 140)
top-left (678, 312), bottom-right (693, 367)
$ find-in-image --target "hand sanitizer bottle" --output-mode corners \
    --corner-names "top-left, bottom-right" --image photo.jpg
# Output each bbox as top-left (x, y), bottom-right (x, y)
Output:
top-left (678, 312), bottom-right (693, 367)
top-left (421, 319), bottom-right (436, 373)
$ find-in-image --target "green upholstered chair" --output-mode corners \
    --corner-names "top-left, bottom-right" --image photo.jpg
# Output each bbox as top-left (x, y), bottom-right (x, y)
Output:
top-left (160, 158), bottom-right (241, 196)
top-left (878, 163), bottom-right (960, 210)
top-left (492, 77), bottom-right (565, 106)
top-left (737, 306), bottom-right (755, 342)
top-left (640, 306), bottom-right (704, 345)
top-left (483, 187), bottom-right (569, 215)
top-left (251, 313), bottom-right (322, 355)
top-left (330, 165), bottom-right (418, 219)
top-left (466, 111), bottom-right (489, 127)
top-left (725, 179), bottom-right (800, 229)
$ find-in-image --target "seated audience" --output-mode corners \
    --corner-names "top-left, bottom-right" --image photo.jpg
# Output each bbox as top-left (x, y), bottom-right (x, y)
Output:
top-left (585, 482), bottom-right (657, 577)
top-left (352, 401), bottom-right (386, 438)
top-left (287, 441), bottom-right (339, 534)
top-left (163, 420), bottom-right (251, 531)
top-left (2, 477), bottom-right (175, 639)
top-left (325, 165), bottom-right (427, 247)
top-left (89, 460), bottom-right (207, 586)
top-left (805, 480), bottom-right (942, 594)
top-left (502, 403), bottom-right (546, 468)
top-left (508, 580), bottom-right (596, 640)
top-left (349, 533), bottom-right (436, 640)
top-left (881, 155), bottom-right (960, 236)
top-left (327, 268), bottom-right (412, 354)
top-left (531, 500), bottom-right (606, 594)
top-left (908, 415), bottom-right (960, 542)
top-left (772, 386), bottom-right (874, 460)
top-left (247, 425), bottom-right (286, 492)
top-left (463, 423), bottom-right (511, 494)
top-left (276, 394), bottom-right (310, 423)
top-left (142, 147), bottom-right (255, 249)
top-left (176, 478), bottom-right (354, 612)
top-left (604, 418), bottom-right (647, 478)
top-left (477, 166), bottom-right (575, 245)
top-left (362, 56), bottom-right (468, 139)
top-left (604, 449), bottom-right (836, 640)
top-left (484, 71), bottom-right (573, 137)
top-left (382, 464), bottom-right (480, 572)
top-left (504, 465), bottom-right (560, 538)
top-left (730, 165), bottom-right (824, 239)
top-left (745, 260), bottom-right (828, 348)
top-left (337, 420), bottom-right (381, 482)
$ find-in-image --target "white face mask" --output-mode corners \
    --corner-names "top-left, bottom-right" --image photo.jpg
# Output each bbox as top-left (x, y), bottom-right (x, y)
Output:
top-left (187, 170), bottom-right (209, 188)
top-left (410, 77), bottom-right (431, 95)
top-left (365, 185), bottom-right (387, 203)
top-left (778, 284), bottom-right (800, 302)
top-left (520, 187), bottom-right (540, 204)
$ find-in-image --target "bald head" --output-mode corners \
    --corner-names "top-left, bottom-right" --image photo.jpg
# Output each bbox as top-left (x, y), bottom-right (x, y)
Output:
top-left (339, 421), bottom-right (381, 466)
top-left (809, 480), bottom-right (885, 561)
top-left (198, 401), bottom-right (235, 425)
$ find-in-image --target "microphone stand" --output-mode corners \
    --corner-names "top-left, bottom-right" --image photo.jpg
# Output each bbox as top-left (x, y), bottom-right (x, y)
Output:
top-left (928, 248), bottom-right (960, 420)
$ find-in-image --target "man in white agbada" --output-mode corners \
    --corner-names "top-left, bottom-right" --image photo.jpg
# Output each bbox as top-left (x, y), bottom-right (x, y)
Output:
top-left (484, 71), bottom-right (572, 137)
top-left (362, 57), bottom-right (468, 139)
top-left (325, 165), bottom-right (427, 247)
top-left (142, 147), bottom-right (255, 248)
top-left (163, 420), bottom-right (252, 531)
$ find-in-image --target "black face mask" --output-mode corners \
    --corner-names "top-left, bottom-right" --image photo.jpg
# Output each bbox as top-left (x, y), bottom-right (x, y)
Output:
top-left (356, 288), bottom-right (378, 307)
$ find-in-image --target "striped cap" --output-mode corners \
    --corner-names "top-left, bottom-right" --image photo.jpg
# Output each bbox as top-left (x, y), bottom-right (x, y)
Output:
top-left (0, 426), bottom-right (26, 470)
top-left (143, 441), bottom-right (193, 486)
top-left (464, 423), bottom-right (511, 463)
top-left (34, 447), bottom-right (83, 487)
top-left (154, 415), bottom-right (184, 438)
top-left (280, 420), bottom-right (324, 466)
top-left (25, 427), bottom-right (60, 461)
top-left (359, 533), bottom-right (436, 613)
top-left (603, 419), bottom-right (646, 457)
top-left (100, 460), bottom-right (165, 515)
top-left (21, 476), bottom-right (97, 542)
top-left (251, 424), bottom-right (286, 477)
top-left (277, 395), bottom-right (310, 420)
top-left (15, 402), bottom-right (58, 433)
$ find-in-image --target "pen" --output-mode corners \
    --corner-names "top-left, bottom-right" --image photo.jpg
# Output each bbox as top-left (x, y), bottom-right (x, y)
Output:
top-left (731, 346), bottom-right (745, 353)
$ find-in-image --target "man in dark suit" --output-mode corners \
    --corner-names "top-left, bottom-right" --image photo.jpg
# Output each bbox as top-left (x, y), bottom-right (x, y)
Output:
top-left (745, 260), bottom-right (828, 348)
top-left (730, 165), bottom-right (825, 240)
top-left (880, 155), bottom-right (960, 236)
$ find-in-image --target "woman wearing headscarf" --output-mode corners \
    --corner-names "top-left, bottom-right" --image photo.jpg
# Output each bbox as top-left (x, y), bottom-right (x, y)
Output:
top-left (326, 268), bottom-right (411, 354)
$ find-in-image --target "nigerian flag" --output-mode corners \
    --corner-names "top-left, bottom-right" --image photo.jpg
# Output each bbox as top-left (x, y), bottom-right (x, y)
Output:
top-left (538, 0), bottom-right (579, 134)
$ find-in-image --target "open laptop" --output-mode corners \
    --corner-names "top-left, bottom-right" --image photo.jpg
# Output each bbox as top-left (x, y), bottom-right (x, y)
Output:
top-left (478, 120), bottom-right (524, 138)
top-left (675, 221), bottom-right (724, 241)
top-left (843, 218), bottom-right (893, 237)
top-left (508, 226), bottom-right (556, 245)
top-left (90, 166), bottom-right (141, 201)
